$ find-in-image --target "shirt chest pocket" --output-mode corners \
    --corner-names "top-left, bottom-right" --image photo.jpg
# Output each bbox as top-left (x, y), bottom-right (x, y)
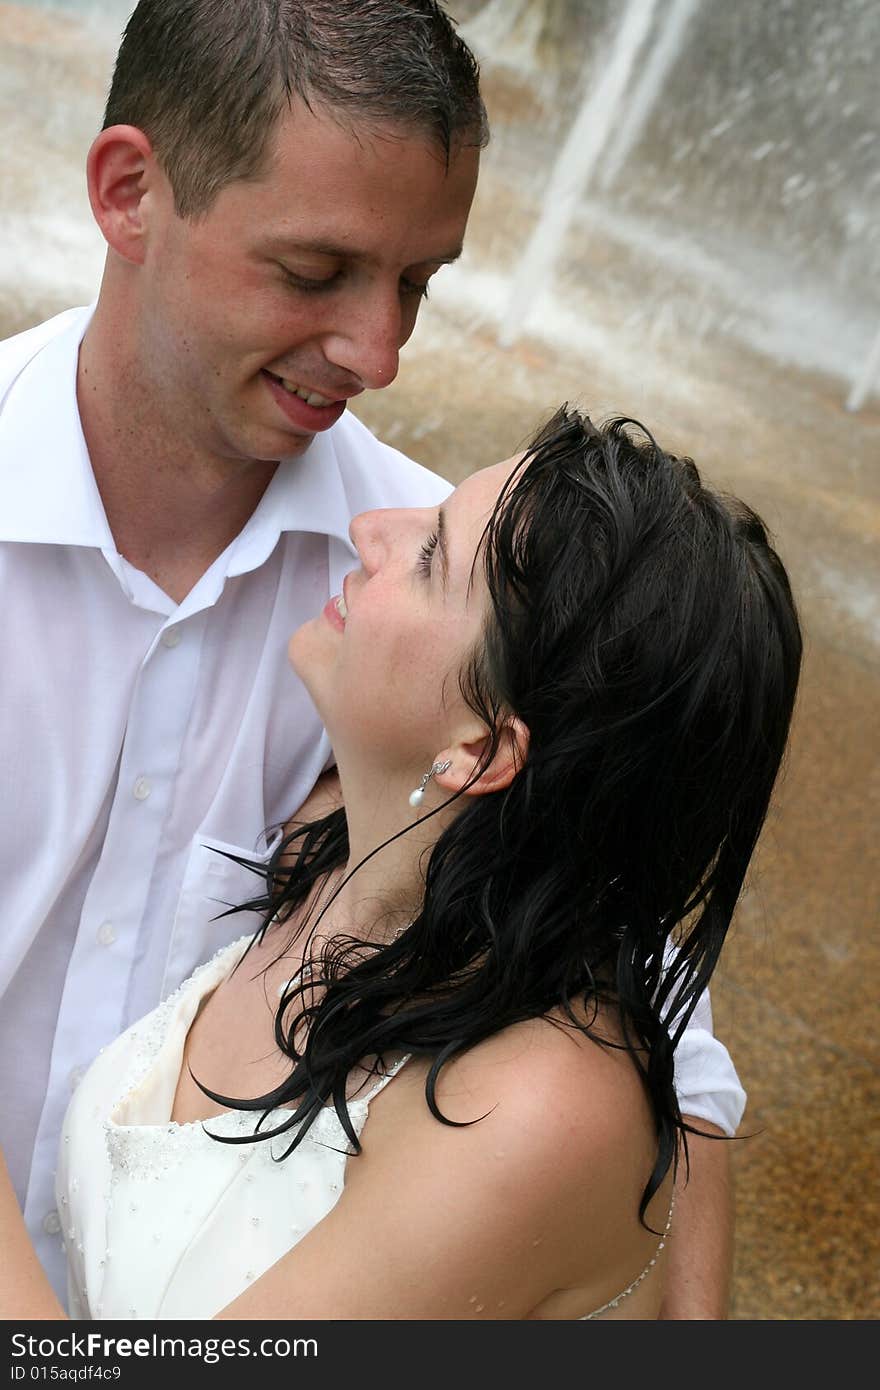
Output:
top-left (161, 832), bottom-right (280, 999)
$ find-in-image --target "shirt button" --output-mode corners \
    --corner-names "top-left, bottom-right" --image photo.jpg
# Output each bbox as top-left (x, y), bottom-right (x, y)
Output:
top-left (133, 777), bottom-right (152, 801)
top-left (69, 1066), bottom-right (86, 1092)
top-left (161, 626), bottom-right (182, 648)
top-left (96, 922), bottom-right (116, 947)
top-left (43, 1211), bottom-right (61, 1236)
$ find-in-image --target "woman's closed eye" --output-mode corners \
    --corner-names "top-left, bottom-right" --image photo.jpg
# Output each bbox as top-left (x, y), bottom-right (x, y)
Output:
top-left (417, 530), bottom-right (439, 578)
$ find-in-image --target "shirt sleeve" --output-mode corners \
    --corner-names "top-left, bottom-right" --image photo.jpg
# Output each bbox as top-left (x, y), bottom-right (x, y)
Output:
top-left (671, 1013), bottom-right (747, 1137)
top-left (662, 946), bottom-right (747, 1138)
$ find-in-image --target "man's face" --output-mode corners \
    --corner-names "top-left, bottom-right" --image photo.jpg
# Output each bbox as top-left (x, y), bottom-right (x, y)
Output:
top-left (137, 101), bottom-right (480, 464)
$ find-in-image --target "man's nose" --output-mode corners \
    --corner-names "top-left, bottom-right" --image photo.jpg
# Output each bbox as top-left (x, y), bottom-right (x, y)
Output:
top-left (324, 289), bottom-right (404, 390)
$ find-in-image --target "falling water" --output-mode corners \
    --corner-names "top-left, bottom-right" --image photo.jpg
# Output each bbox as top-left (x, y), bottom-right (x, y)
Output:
top-left (498, 0), bottom-right (660, 347)
top-left (846, 322), bottom-right (880, 412)
top-left (459, 0), bottom-right (542, 71)
top-left (596, 0), bottom-right (702, 192)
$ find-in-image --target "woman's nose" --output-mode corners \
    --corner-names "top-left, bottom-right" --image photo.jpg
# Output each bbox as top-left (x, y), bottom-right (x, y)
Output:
top-left (349, 509), bottom-right (388, 574)
top-left (350, 507), bottom-right (419, 574)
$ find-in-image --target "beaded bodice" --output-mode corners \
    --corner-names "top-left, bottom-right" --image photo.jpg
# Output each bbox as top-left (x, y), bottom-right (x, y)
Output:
top-left (56, 935), bottom-right (402, 1320)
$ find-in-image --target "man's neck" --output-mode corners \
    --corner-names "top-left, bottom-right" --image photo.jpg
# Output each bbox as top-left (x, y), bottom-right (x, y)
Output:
top-left (77, 317), bottom-right (279, 605)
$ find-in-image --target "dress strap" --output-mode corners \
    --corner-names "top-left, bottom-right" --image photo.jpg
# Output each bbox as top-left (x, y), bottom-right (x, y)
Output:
top-left (359, 1054), bottom-right (411, 1105)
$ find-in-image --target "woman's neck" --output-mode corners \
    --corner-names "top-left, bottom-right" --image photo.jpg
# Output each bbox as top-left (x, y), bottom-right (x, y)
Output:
top-left (312, 763), bottom-right (460, 946)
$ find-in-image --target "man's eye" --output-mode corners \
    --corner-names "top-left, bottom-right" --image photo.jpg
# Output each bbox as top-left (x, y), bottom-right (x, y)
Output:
top-left (417, 531), bottom-right (439, 577)
top-left (280, 265), bottom-right (338, 292)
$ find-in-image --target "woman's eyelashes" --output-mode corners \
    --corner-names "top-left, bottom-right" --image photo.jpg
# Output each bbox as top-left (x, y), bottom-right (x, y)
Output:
top-left (417, 530), bottom-right (440, 578)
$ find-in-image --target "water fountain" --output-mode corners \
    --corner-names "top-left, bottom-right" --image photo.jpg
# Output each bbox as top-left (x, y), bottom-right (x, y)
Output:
top-left (456, 0), bottom-right (880, 410)
top-left (846, 321), bottom-right (880, 411)
top-left (493, 0), bottom-right (662, 347)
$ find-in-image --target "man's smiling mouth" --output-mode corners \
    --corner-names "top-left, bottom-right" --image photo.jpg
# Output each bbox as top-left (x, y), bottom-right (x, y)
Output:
top-left (265, 371), bottom-right (335, 408)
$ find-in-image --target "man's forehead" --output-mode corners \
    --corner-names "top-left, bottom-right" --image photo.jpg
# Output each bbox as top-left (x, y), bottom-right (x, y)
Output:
top-left (241, 105), bottom-right (479, 259)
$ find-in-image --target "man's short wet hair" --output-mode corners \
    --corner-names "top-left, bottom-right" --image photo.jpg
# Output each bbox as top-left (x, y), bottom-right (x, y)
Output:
top-left (103, 0), bottom-right (489, 218)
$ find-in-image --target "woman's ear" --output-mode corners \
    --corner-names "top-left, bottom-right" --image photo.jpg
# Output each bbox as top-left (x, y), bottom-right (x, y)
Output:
top-left (85, 125), bottom-right (158, 265)
top-left (433, 717), bottom-right (530, 798)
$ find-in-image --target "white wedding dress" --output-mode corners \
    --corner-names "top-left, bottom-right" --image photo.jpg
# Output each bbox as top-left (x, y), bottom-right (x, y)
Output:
top-left (57, 935), bottom-right (669, 1320)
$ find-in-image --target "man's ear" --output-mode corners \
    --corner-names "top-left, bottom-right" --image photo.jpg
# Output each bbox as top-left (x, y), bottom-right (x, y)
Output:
top-left (86, 125), bottom-right (158, 266)
top-left (433, 717), bottom-right (530, 799)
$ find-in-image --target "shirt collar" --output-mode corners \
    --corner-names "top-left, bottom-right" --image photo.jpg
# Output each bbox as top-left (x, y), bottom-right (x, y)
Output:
top-left (0, 304), bottom-right (356, 565)
top-left (224, 427), bottom-right (354, 578)
top-left (0, 304), bottom-right (114, 548)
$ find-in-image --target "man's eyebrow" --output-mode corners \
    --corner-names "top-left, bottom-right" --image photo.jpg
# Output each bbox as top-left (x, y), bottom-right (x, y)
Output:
top-left (266, 237), bottom-right (464, 266)
top-left (437, 507), bottom-right (450, 591)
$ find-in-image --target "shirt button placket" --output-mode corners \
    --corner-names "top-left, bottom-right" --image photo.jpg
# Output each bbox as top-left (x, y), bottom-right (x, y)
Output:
top-left (26, 609), bottom-right (205, 1307)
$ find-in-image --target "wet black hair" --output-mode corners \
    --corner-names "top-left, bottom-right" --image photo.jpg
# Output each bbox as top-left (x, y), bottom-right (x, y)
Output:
top-left (205, 405), bottom-right (802, 1225)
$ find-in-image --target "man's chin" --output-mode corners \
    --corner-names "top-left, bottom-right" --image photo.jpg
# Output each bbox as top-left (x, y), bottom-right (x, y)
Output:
top-left (223, 421), bottom-right (316, 465)
top-left (277, 430), bottom-right (316, 460)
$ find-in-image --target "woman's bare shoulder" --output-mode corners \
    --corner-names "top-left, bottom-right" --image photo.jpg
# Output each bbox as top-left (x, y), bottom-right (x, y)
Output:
top-left (216, 1008), bottom-right (665, 1320)
top-left (426, 1009), bottom-right (653, 1165)
top-left (350, 1006), bottom-right (656, 1240)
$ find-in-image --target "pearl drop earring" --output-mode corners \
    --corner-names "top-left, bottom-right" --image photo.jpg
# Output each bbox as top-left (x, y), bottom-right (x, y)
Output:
top-left (408, 760), bottom-right (452, 809)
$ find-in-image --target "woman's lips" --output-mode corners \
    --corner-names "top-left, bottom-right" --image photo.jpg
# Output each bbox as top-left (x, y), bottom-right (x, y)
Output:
top-left (321, 595), bottom-right (346, 633)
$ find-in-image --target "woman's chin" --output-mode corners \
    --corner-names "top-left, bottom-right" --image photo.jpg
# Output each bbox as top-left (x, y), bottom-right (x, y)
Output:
top-left (286, 622), bottom-right (324, 695)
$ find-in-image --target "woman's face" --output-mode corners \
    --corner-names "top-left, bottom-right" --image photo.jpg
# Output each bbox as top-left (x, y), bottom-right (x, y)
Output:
top-left (289, 457), bottom-right (521, 774)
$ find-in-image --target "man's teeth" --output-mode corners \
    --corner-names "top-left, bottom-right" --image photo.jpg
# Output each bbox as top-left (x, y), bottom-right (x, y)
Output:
top-left (336, 595), bottom-right (348, 621)
top-left (275, 375), bottom-right (334, 408)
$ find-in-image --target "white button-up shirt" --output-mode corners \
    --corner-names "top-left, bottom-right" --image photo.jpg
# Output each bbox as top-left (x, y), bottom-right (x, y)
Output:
top-left (0, 307), bottom-right (745, 1306)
